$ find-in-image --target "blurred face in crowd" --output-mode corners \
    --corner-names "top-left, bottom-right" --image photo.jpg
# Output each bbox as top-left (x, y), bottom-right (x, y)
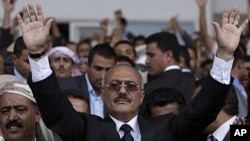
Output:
top-left (77, 42), bottom-right (91, 58)
top-left (66, 43), bottom-right (77, 54)
top-left (12, 49), bottom-right (30, 79)
top-left (114, 43), bottom-right (136, 62)
top-left (0, 54), bottom-right (4, 74)
top-left (49, 55), bottom-right (74, 78)
top-left (101, 65), bottom-right (144, 122)
top-left (242, 61), bottom-right (250, 88)
top-left (187, 47), bottom-right (197, 73)
top-left (87, 54), bottom-right (116, 93)
top-left (0, 93), bottom-right (40, 141)
top-left (67, 97), bottom-right (88, 113)
top-left (146, 42), bottom-right (168, 76)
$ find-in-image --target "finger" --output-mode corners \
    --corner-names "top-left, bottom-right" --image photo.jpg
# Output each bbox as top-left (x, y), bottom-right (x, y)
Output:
top-left (238, 19), bottom-right (249, 32)
top-left (16, 14), bottom-right (25, 30)
top-left (36, 3), bottom-right (44, 24)
top-left (233, 9), bottom-right (241, 26)
top-left (228, 5), bottom-right (237, 24)
top-left (28, 4), bottom-right (37, 22)
top-left (212, 22), bottom-right (221, 35)
top-left (45, 19), bottom-right (54, 33)
top-left (23, 6), bottom-right (31, 24)
top-left (222, 7), bottom-right (229, 26)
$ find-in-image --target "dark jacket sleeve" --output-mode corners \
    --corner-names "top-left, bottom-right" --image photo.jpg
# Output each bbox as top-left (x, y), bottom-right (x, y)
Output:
top-left (28, 73), bottom-right (86, 141)
top-left (172, 74), bottom-right (233, 141)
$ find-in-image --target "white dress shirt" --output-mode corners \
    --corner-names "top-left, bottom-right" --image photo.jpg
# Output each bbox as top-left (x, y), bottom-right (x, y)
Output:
top-left (110, 115), bottom-right (141, 141)
top-left (211, 116), bottom-right (236, 141)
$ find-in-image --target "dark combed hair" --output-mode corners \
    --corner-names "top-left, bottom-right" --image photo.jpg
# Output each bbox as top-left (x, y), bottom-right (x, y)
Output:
top-left (88, 43), bottom-right (117, 65)
top-left (145, 32), bottom-right (180, 62)
top-left (146, 87), bottom-right (186, 116)
top-left (223, 87), bottom-right (239, 116)
top-left (63, 89), bottom-right (89, 105)
top-left (120, 17), bottom-right (127, 26)
top-left (113, 40), bottom-right (137, 57)
top-left (116, 55), bottom-right (136, 67)
top-left (13, 36), bottom-right (27, 57)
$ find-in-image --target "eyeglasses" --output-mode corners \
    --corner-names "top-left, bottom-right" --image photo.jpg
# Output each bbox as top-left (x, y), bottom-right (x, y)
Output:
top-left (106, 83), bottom-right (140, 92)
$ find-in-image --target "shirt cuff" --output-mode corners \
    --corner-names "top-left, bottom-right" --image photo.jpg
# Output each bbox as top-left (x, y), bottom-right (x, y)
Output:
top-left (210, 56), bottom-right (233, 85)
top-left (29, 55), bottom-right (52, 82)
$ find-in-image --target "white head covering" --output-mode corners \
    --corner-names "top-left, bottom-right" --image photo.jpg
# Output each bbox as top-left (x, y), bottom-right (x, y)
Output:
top-left (0, 75), bottom-right (36, 103)
top-left (48, 46), bottom-right (79, 64)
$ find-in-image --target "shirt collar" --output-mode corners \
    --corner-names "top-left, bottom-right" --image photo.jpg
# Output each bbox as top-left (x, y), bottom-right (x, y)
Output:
top-left (164, 65), bottom-right (180, 72)
top-left (85, 73), bottom-right (96, 96)
top-left (109, 115), bottom-right (139, 133)
top-left (14, 67), bottom-right (27, 81)
top-left (212, 116), bottom-right (236, 141)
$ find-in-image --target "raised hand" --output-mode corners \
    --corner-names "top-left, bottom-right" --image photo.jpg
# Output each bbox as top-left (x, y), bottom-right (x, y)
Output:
top-left (100, 18), bottom-right (109, 31)
top-left (195, 0), bottom-right (207, 8)
top-left (2, 0), bottom-right (16, 12)
top-left (213, 6), bottom-right (248, 61)
top-left (16, 4), bottom-right (53, 54)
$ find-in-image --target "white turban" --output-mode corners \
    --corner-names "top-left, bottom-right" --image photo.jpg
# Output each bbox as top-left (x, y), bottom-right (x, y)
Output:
top-left (0, 75), bottom-right (36, 103)
top-left (47, 46), bottom-right (79, 64)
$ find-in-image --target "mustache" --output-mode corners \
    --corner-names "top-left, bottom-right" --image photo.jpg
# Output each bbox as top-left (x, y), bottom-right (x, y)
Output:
top-left (114, 94), bottom-right (131, 103)
top-left (6, 120), bottom-right (23, 129)
top-left (58, 66), bottom-right (66, 71)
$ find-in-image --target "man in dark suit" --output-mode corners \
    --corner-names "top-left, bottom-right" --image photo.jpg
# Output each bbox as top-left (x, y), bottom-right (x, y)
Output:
top-left (57, 43), bottom-right (116, 118)
top-left (18, 3), bottom-right (248, 141)
top-left (4, 36), bottom-right (30, 81)
top-left (144, 31), bottom-right (195, 104)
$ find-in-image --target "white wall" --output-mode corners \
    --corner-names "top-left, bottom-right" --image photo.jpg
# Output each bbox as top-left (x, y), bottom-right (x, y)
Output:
top-left (0, 0), bottom-right (248, 40)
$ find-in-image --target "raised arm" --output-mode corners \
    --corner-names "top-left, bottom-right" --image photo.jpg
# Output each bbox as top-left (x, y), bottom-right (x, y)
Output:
top-left (2, 0), bottom-right (15, 29)
top-left (98, 18), bottom-right (109, 44)
top-left (17, 4), bottom-right (86, 140)
top-left (195, 0), bottom-right (216, 55)
top-left (174, 6), bottom-right (248, 140)
top-left (1, 0), bottom-right (16, 48)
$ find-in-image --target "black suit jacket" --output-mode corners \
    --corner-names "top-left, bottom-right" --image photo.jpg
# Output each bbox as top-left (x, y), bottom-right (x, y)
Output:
top-left (144, 69), bottom-right (195, 102)
top-left (141, 69), bottom-right (195, 115)
top-left (57, 73), bottom-right (107, 116)
top-left (28, 72), bottom-right (231, 141)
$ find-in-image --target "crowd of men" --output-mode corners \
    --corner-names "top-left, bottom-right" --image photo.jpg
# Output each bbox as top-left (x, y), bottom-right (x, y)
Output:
top-left (0, 0), bottom-right (250, 141)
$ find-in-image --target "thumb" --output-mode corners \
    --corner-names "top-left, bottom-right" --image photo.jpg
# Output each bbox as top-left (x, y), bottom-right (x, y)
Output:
top-left (45, 18), bottom-right (54, 31)
top-left (212, 22), bottom-right (221, 34)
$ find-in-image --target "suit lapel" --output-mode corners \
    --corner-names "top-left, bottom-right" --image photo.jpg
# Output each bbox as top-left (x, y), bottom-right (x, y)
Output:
top-left (101, 116), bottom-right (121, 141)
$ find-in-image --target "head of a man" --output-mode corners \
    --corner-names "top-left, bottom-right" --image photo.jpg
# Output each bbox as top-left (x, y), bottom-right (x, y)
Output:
top-left (145, 32), bottom-right (180, 76)
top-left (146, 87), bottom-right (186, 117)
top-left (101, 64), bottom-right (144, 122)
top-left (48, 46), bottom-right (79, 78)
top-left (113, 40), bottom-right (137, 62)
top-left (0, 80), bottom-right (40, 141)
top-left (63, 89), bottom-right (89, 113)
top-left (12, 36), bottom-right (30, 79)
top-left (242, 55), bottom-right (250, 88)
top-left (87, 44), bottom-right (116, 93)
top-left (77, 40), bottom-right (92, 58)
